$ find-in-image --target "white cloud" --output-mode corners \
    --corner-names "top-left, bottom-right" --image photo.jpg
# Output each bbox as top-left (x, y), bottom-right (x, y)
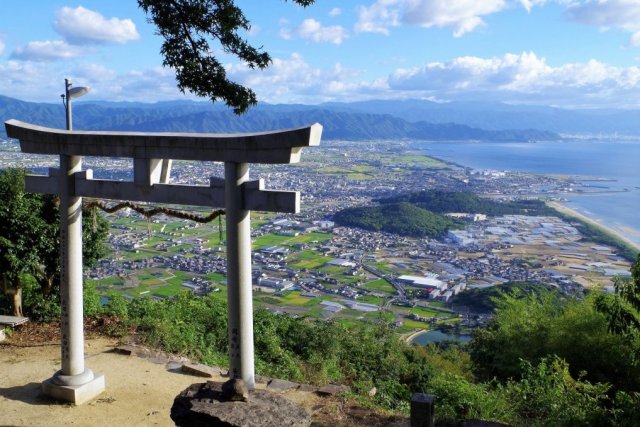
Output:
top-left (519, 0), bottom-right (548, 13)
top-left (403, 0), bottom-right (507, 37)
top-left (329, 8), bottom-right (342, 17)
top-left (387, 52), bottom-right (640, 107)
top-left (292, 19), bottom-right (349, 44)
top-left (226, 53), bottom-right (387, 103)
top-left (11, 40), bottom-right (86, 61)
top-left (0, 60), bottom-right (62, 100)
top-left (356, 0), bottom-right (508, 37)
top-left (0, 39), bottom-right (5, 56)
top-left (74, 63), bottom-right (116, 82)
top-left (281, 19), bottom-right (348, 44)
top-left (566, 0), bottom-right (640, 46)
top-left (54, 6), bottom-right (140, 45)
top-left (355, 0), bottom-right (402, 35)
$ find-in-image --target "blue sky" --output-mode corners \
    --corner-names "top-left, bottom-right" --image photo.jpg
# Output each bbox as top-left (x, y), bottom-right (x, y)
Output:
top-left (2, 1), bottom-right (640, 108)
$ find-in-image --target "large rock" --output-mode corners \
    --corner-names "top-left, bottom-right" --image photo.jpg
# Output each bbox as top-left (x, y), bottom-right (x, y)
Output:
top-left (171, 381), bottom-right (311, 427)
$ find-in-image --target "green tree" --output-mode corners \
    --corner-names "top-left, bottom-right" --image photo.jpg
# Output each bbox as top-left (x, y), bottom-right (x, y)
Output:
top-left (595, 255), bottom-right (640, 337)
top-left (0, 169), bottom-right (47, 316)
top-left (138, 0), bottom-right (316, 114)
top-left (0, 168), bottom-right (109, 318)
top-left (470, 290), bottom-right (639, 391)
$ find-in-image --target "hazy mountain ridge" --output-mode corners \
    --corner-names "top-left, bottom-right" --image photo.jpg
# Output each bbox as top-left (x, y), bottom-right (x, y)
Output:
top-left (320, 99), bottom-right (640, 135)
top-left (1, 95), bottom-right (559, 141)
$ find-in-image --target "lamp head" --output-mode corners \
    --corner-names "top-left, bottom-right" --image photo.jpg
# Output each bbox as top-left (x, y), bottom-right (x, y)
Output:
top-left (67, 86), bottom-right (90, 99)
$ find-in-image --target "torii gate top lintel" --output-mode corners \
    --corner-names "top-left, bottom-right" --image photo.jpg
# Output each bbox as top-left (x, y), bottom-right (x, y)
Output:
top-left (5, 119), bottom-right (322, 164)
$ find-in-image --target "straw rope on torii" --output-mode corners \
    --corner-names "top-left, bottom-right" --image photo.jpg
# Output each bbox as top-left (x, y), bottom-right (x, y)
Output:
top-left (84, 199), bottom-right (225, 224)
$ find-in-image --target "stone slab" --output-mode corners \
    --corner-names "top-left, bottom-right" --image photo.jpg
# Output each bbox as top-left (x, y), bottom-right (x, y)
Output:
top-left (0, 329), bottom-right (5, 342)
top-left (315, 384), bottom-right (350, 397)
top-left (0, 315), bottom-right (29, 327)
top-left (171, 381), bottom-right (311, 427)
top-left (181, 362), bottom-right (219, 378)
top-left (266, 378), bottom-right (298, 393)
top-left (41, 372), bottom-right (105, 405)
top-left (297, 384), bottom-right (318, 393)
top-left (112, 345), bottom-right (136, 356)
top-left (254, 374), bottom-right (270, 384)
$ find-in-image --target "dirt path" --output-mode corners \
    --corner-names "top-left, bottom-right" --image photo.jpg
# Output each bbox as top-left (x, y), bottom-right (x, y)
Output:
top-left (1, 337), bottom-right (215, 426)
top-left (0, 331), bottom-right (407, 427)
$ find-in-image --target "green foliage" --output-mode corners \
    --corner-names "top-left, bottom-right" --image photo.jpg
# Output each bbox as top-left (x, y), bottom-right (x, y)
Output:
top-left (138, 0), bottom-right (315, 114)
top-left (333, 202), bottom-right (461, 237)
top-left (104, 293), bottom-right (129, 320)
top-left (20, 274), bottom-right (60, 322)
top-left (378, 190), bottom-right (556, 216)
top-left (0, 168), bottom-right (109, 317)
top-left (595, 254), bottom-right (640, 336)
top-left (452, 281), bottom-right (561, 313)
top-left (502, 357), bottom-right (612, 426)
top-left (83, 281), bottom-right (102, 318)
top-left (94, 287), bottom-right (640, 423)
top-left (427, 373), bottom-right (514, 425)
top-left (470, 291), bottom-right (640, 392)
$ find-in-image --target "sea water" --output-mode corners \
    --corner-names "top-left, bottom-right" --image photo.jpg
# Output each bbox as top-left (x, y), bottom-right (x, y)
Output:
top-left (415, 139), bottom-right (640, 247)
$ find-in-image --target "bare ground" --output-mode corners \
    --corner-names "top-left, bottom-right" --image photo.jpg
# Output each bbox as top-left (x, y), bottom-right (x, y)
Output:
top-left (0, 323), bottom-right (407, 427)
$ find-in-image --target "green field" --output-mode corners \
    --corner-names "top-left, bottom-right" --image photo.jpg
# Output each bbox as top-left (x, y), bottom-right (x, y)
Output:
top-left (289, 250), bottom-right (328, 270)
top-left (381, 154), bottom-right (447, 168)
top-left (407, 306), bottom-right (449, 318)
top-left (363, 278), bottom-right (395, 294)
top-left (279, 291), bottom-right (322, 306)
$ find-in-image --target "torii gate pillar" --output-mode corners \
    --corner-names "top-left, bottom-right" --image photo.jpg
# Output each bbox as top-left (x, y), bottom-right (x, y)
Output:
top-left (225, 162), bottom-right (254, 383)
top-left (5, 119), bottom-right (321, 403)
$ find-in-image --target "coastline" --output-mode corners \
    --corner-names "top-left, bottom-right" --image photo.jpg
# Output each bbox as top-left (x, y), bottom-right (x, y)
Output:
top-left (547, 201), bottom-right (640, 254)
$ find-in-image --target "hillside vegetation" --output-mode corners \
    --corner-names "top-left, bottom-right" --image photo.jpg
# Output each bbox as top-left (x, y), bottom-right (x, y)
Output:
top-left (333, 190), bottom-right (556, 237)
top-left (94, 259), bottom-right (640, 426)
top-left (378, 190), bottom-right (557, 216)
top-left (333, 202), bottom-right (462, 237)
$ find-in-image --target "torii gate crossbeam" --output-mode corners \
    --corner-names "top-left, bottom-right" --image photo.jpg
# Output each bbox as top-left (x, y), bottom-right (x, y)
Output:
top-left (4, 119), bottom-right (322, 405)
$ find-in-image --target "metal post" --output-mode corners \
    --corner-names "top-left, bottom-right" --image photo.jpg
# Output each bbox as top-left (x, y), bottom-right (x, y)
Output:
top-left (64, 78), bottom-right (72, 131)
top-left (225, 161), bottom-right (255, 389)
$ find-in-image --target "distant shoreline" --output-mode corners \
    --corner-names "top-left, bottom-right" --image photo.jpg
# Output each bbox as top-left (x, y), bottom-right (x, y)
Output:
top-left (547, 201), bottom-right (640, 255)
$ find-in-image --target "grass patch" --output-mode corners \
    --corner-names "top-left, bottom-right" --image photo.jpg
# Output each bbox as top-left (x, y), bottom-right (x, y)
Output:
top-left (363, 278), bottom-right (395, 294)
top-left (408, 306), bottom-right (448, 318)
top-left (358, 295), bottom-right (386, 306)
top-left (152, 283), bottom-right (188, 297)
top-left (383, 154), bottom-right (447, 168)
top-left (252, 234), bottom-right (291, 249)
top-left (289, 250), bottom-right (328, 270)
top-left (402, 318), bottom-right (431, 329)
top-left (278, 291), bottom-right (318, 306)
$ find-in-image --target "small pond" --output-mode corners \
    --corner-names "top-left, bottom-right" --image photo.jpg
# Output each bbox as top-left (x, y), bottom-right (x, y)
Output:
top-left (410, 330), bottom-right (472, 346)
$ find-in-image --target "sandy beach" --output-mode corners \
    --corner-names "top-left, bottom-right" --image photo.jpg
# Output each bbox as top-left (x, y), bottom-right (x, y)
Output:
top-left (547, 201), bottom-right (640, 253)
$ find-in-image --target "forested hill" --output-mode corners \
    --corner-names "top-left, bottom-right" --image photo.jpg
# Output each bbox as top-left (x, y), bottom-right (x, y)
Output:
top-left (333, 202), bottom-right (461, 238)
top-left (0, 95), bottom-right (559, 141)
top-left (378, 190), bottom-right (557, 216)
top-left (333, 191), bottom-right (557, 237)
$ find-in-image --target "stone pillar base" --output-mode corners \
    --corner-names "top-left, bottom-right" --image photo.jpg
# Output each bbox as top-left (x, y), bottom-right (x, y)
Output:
top-left (42, 371), bottom-right (105, 405)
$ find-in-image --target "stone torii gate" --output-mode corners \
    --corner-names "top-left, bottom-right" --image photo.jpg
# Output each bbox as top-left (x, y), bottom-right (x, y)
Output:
top-left (4, 119), bottom-right (322, 405)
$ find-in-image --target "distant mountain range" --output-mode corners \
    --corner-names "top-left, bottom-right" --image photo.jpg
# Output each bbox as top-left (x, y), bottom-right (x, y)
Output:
top-left (0, 95), bottom-right (561, 141)
top-left (6, 94), bottom-right (634, 141)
